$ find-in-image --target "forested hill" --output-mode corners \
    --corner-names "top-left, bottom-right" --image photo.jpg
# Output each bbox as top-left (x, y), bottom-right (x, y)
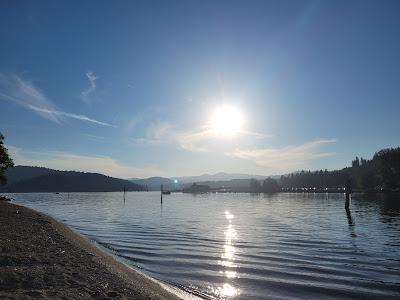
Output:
top-left (4, 166), bottom-right (59, 185)
top-left (279, 147), bottom-right (400, 192)
top-left (243, 147), bottom-right (400, 193)
top-left (1, 166), bottom-right (144, 193)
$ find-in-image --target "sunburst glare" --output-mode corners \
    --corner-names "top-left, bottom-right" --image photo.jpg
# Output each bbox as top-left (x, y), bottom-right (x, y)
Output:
top-left (210, 105), bottom-right (243, 137)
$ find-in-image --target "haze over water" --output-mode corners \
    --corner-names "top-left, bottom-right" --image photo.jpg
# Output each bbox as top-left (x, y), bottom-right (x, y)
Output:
top-left (10, 192), bottom-right (400, 299)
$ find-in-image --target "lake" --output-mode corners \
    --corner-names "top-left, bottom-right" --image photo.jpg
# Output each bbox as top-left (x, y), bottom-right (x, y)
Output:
top-left (8, 192), bottom-right (400, 299)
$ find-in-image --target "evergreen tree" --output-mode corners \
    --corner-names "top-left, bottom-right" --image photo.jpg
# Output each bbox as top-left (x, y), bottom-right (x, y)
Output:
top-left (0, 133), bottom-right (14, 185)
top-left (374, 148), bottom-right (400, 190)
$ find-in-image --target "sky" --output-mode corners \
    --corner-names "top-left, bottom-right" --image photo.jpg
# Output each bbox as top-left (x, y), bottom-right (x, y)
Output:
top-left (0, 0), bottom-right (399, 179)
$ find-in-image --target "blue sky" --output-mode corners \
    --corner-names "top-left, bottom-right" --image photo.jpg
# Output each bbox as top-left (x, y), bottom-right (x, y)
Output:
top-left (0, 0), bottom-right (399, 178)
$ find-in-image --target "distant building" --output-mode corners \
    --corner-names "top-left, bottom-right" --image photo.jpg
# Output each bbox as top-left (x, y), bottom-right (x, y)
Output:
top-left (183, 183), bottom-right (211, 193)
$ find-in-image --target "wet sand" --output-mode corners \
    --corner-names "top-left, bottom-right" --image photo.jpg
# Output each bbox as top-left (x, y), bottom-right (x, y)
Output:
top-left (0, 200), bottom-right (183, 299)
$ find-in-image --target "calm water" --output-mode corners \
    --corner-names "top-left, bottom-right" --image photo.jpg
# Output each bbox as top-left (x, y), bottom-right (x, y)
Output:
top-left (8, 192), bottom-right (400, 299)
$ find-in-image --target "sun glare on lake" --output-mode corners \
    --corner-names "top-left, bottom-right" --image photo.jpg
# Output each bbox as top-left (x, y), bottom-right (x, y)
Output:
top-left (210, 105), bottom-right (243, 137)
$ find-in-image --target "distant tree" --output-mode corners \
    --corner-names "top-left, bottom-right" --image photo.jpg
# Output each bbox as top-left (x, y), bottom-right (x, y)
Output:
top-left (360, 158), bottom-right (367, 166)
top-left (352, 157), bottom-right (360, 168)
top-left (184, 182), bottom-right (211, 193)
top-left (0, 133), bottom-right (14, 185)
top-left (262, 177), bottom-right (280, 193)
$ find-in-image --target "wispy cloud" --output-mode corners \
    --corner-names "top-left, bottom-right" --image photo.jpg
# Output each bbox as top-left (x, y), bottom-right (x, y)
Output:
top-left (80, 71), bottom-right (97, 103)
top-left (132, 121), bottom-right (174, 145)
top-left (84, 134), bottom-right (107, 141)
top-left (126, 115), bottom-right (144, 131)
top-left (176, 127), bottom-right (273, 152)
top-left (27, 105), bottom-right (114, 127)
top-left (0, 74), bottom-right (59, 122)
top-left (8, 145), bottom-right (164, 178)
top-left (132, 122), bottom-right (208, 150)
top-left (0, 73), bottom-right (113, 127)
top-left (228, 139), bottom-right (337, 171)
top-left (175, 127), bottom-right (213, 152)
top-left (133, 120), bottom-right (271, 153)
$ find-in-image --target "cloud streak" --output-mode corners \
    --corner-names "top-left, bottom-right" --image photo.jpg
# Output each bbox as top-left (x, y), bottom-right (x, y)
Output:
top-left (0, 74), bottom-right (59, 122)
top-left (132, 123), bottom-right (335, 173)
top-left (134, 121), bottom-right (271, 153)
top-left (175, 127), bottom-right (213, 152)
top-left (228, 139), bottom-right (337, 171)
top-left (27, 105), bottom-right (114, 127)
top-left (80, 71), bottom-right (97, 103)
top-left (0, 73), bottom-right (113, 127)
top-left (132, 121), bottom-right (175, 146)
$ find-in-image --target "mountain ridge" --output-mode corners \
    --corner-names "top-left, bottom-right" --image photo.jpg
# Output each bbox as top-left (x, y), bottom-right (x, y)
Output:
top-left (129, 172), bottom-right (277, 191)
top-left (2, 166), bottom-right (279, 192)
top-left (1, 166), bottom-right (144, 193)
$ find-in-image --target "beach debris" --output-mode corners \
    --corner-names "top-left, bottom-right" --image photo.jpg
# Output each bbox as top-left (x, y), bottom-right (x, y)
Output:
top-left (101, 282), bottom-right (109, 289)
top-left (0, 196), bottom-right (11, 201)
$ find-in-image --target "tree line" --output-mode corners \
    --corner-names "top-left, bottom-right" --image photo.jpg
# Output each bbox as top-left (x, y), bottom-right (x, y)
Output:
top-left (249, 147), bottom-right (400, 193)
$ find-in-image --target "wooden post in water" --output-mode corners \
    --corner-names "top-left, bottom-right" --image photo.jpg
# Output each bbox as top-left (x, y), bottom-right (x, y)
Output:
top-left (346, 207), bottom-right (353, 225)
top-left (345, 194), bottom-right (350, 210)
top-left (161, 184), bottom-right (163, 204)
top-left (345, 179), bottom-right (352, 210)
top-left (123, 185), bottom-right (126, 203)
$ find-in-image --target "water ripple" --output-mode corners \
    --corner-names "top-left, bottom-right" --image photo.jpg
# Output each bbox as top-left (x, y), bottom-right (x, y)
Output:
top-left (9, 191), bottom-right (400, 299)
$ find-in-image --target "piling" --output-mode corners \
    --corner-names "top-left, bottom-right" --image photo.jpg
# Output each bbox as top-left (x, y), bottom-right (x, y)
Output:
top-left (123, 185), bottom-right (126, 203)
top-left (345, 179), bottom-right (352, 210)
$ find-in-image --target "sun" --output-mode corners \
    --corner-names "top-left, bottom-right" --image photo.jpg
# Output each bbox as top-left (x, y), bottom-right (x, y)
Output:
top-left (210, 105), bottom-right (243, 136)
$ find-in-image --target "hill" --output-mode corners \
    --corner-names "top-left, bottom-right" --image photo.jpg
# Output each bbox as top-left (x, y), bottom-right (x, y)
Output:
top-left (279, 147), bottom-right (400, 192)
top-left (183, 178), bottom-right (254, 190)
top-left (130, 177), bottom-right (175, 191)
top-left (176, 172), bottom-right (270, 183)
top-left (1, 166), bottom-right (144, 193)
top-left (5, 166), bottom-right (59, 185)
top-left (129, 172), bottom-right (272, 191)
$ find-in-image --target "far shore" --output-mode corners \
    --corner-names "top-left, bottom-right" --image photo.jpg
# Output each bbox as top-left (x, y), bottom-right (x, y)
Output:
top-left (0, 198), bottom-right (192, 300)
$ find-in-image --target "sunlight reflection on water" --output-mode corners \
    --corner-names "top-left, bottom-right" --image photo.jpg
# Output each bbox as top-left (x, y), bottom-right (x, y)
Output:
top-left (215, 210), bottom-right (239, 298)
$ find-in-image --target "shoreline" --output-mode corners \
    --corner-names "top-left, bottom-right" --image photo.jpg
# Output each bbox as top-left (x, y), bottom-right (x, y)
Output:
top-left (0, 200), bottom-right (198, 299)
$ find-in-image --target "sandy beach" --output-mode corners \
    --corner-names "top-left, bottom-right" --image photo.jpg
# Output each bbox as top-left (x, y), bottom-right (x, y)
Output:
top-left (0, 199), bottom-right (182, 299)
